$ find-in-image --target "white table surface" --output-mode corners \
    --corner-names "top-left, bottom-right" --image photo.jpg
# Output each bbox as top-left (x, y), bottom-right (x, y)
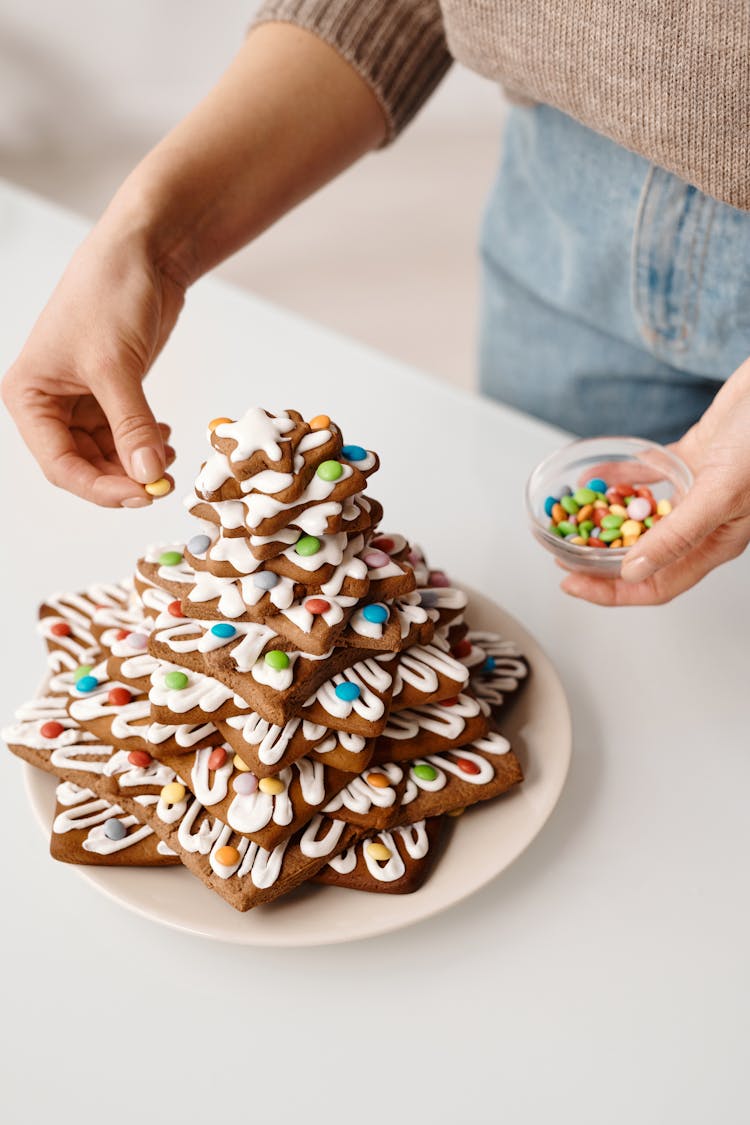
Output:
top-left (1, 180), bottom-right (748, 1124)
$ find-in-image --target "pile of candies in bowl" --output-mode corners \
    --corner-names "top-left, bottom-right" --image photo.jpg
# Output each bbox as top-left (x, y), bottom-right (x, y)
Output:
top-left (525, 436), bottom-right (693, 578)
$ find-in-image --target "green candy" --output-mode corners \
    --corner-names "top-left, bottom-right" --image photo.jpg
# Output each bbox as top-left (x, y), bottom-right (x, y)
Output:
top-left (548, 523), bottom-right (564, 537)
top-left (573, 487), bottom-right (597, 505)
top-left (644, 516), bottom-right (654, 528)
top-left (316, 460), bottom-right (343, 482)
top-left (594, 491), bottom-right (607, 501)
top-left (578, 519), bottom-right (594, 534)
top-left (600, 527), bottom-right (623, 543)
top-left (265, 649), bottom-right (290, 671)
top-left (601, 514), bottom-right (625, 529)
top-left (165, 671), bottom-right (188, 690)
top-left (624, 496), bottom-right (636, 505)
top-left (413, 763), bottom-right (438, 782)
top-left (295, 535), bottom-right (321, 557)
top-left (560, 495), bottom-right (580, 515)
top-left (578, 528), bottom-right (590, 542)
top-left (74, 664), bottom-right (93, 682)
top-left (556, 520), bottom-right (577, 536)
top-left (159, 550), bottom-right (183, 567)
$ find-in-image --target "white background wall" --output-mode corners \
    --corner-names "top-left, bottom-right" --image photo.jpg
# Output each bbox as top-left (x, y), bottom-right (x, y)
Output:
top-left (0, 1), bottom-right (506, 385)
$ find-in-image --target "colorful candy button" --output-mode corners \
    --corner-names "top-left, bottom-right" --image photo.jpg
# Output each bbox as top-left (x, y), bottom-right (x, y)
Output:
top-left (40, 721), bottom-right (64, 739)
top-left (128, 750), bottom-right (153, 768)
top-left (145, 478), bottom-right (171, 498)
top-left (264, 650), bottom-right (290, 671)
top-left (440, 697), bottom-right (459, 707)
top-left (305, 598), bottom-right (330, 615)
top-left (341, 444), bottom-right (367, 462)
top-left (208, 416), bottom-right (233, 432)
top-left (456, 757), bottom-right (481, 775)
top-left (656, 498), bottom-right (672, 516)
top-left (363, 549), bottom-right (390, 569)
top-left (366, 772), bottom-right (390, 789)
top-left (211, 622), bottom-right (237, 639)
top-left (103, 818), bottom-right (127, 842)
top-left (451, 638), bottom-right (473, 659)
top-left (544, 496), bottom-right (558, 518)
top-left (107, 687), bottom-right (131, 707)
top-left (413, 763), bottom-right (438, 782)
top-left (366, 842), bottom-right (392, 862)
top-left (253, 571), bottom-right (279, 590)
top-left (115, 628), bottom-right (132, 640)
top-left (295, 535), bottom-right (321, 557)
top-left (362, 603), bottom-right (389, 624)
top-left (208, 747), bottom-right (228, 770)
top-left (335, 682), bottom-right (361, 702)
top-left (259, 777), bottom-right (285, 795)
top-left (419, 590), bottom-right (438, 608)
top-left (76, 675), bottom-right (99, 693)
top-left (448, 807), bottom-right (466, 818)
top-left (74, 664), bottom-right (93, 682)
top-left (187, 534), bottom-right (212, 555)
top-left (215, 845), bottom-right (240, 867)
top-left (233, 773), bottom-right (259, 795)
top-left (587, 478), bottom-right (608, 493)
top-left (309, 414), bottom-right (330, 430)
top-left (316, 460), bottom-right (343, 482)
top-left (481, 656), bottom-right (496, 674)
top-left (49, 622), bottom-right (72, 637)
top-left (370, 537), bottom-right (394, 553)
top-left (161, 782), bottom-right (186, 804)
top-left (544, 474), bottom-right (675, 552)
top-left (429, 570), bottom-right (451, 587)
top-left (627, 498), bottom-right (652, 521)
top-left (128, 633), bottom-right (149, 650)
top-left (164, 671), bottom-right (188, 690)
top-left (233, 755), bottom-right (251, 772)
top-left (158, 550), bottom-right (183, 567)
top-left (167, 601), bottom-right (184, 618)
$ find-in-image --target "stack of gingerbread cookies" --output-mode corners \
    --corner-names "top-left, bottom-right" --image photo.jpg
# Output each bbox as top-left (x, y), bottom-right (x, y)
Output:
top-left (4, 408), bottom-right (529, 911)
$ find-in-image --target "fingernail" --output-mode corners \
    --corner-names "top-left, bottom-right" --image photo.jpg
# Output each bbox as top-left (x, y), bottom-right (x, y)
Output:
top-left (620, 555), bottom-right (656, 583)
top-left (131, 446), bottom-right (163, 484)
top-left (121, 496), bottom-right (151, 509)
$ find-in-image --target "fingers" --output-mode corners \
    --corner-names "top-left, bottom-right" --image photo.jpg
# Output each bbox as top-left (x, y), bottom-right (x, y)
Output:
top-left (28, 414), bottom-right (151, 508)
top-left (92, 370), bottom-right (166, 484)
top-left (619, 474), bottom-right (724, 583)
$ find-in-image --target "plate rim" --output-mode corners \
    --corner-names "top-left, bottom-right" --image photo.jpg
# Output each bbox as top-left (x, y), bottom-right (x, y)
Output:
top-left (23, 589), bottom-right (572, 946)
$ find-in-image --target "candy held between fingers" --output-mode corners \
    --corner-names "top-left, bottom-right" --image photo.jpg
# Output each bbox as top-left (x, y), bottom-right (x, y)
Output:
top-left (145, 478), bottom-right (172, 498)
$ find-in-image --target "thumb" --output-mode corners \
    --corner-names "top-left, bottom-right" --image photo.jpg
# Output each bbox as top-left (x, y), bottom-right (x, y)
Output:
top-left (620, 476), bottom-right (720, 583)
top-left (94, 372), bottom-right (165, 484)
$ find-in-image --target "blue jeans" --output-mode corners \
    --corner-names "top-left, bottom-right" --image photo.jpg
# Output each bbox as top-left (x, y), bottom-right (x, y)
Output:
top-left (479, 105), bottom-right (750, 444)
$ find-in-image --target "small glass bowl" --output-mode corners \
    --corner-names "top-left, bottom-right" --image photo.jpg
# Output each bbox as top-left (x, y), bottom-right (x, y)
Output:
top-left (525, 436), bottom-right (693, 578)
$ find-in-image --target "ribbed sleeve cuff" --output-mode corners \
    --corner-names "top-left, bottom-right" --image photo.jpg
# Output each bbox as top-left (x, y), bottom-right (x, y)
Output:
top-left (252, 0), bottom-right (452, 140)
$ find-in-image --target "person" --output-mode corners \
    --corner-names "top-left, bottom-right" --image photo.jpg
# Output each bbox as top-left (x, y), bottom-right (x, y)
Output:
top-left (3, 2), bottom-right (750, 608)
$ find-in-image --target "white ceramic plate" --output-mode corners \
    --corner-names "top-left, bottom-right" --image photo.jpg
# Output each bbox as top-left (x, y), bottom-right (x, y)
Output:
top-left (24, 590), bottom-right (571, 946)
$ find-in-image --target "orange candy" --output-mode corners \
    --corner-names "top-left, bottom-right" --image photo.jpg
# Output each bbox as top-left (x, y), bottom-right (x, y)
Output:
top-left (208, 416), bottom-right (233, 433)
top-left (366, 772), bottom-right (390, 789)
top-left (215, 845), bottom-right (240, 867)
top-left (309, 414), bottom-right (330, 430)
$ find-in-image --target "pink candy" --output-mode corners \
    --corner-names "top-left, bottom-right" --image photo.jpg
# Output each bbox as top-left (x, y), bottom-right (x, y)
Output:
top-left (626, 497), bottom-right (652, 521)
top-left (363, 550), bottom-right (390, 569)
top-left (233, 773), bottom-right (258, 796)
top-left (429, 570), bottom-right (451, 588)
top-left (128, 633), bottom-right (149, 651)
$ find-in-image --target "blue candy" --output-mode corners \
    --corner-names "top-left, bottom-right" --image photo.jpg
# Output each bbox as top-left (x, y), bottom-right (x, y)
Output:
top-left (103, 818), bottom-right (127, 841)
top-left (543, 495), bottom-right (558, 518)
top-left (211, 622), bottom-right (237, 639)
top-left (587, 477), bottom-right (607, 493)
top-left (76, 675), bottom-right (99, 693)
top-left (482, 656), bottom-right (496, 674)
top-left (335, 682), bottom-right (361, 702)
top-left (362, 603), bottom-right (389, 624)
top-left (341, 444), bottom-right (367, 462)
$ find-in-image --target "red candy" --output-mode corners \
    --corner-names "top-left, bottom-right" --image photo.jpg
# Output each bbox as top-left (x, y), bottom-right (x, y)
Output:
top-left (40, 721), bottom-right (64, 739)
top-left (456, 757), bottom-right (481, 775)
top-left (208, 746), bottom-right (228, 770)
top-left (107, 687), bottom-right (132, 707)
top-left (429, 570), bottom-right (451, 588)
top-left (305, 598), bottom-right (330, 615)
top-left (451, 638), bottom-right (473, 659)
top-left (168, 600), bottom-right (184, 618)
top-left (128, 750), bottom-right (153, 767)
top-left (115, 629), bottom-right (131, 641)
top-left (49, 622), bottom-right (72, 637)
top-left (440, 697), bottom-right (459, 707)
top-left (370, 537), bottom-right (394, 553)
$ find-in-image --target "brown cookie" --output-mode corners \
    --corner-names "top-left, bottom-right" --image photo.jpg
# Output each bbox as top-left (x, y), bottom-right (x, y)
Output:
top-left (308, 729), bottom-right (375, 774)
top-left (372, 690), bottom-right (490, 763)
top-left (390, 640), bottom-right (470, 710)
top-left (321, 761), bottom-right (407, 830)
top-left (207, 407), bottom-right (310, 479)
top-left (300, 655), bottom-right (397, 736)
top-left (315, 817), bottom-right (446, 895)
top-left (216, 712), bottom-right (330, 777)
top-left (50, 780), bottom-right (179, 867)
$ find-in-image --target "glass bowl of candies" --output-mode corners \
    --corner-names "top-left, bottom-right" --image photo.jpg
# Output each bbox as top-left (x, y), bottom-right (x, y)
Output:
top-left (526, 436), bottom-right (694, 578)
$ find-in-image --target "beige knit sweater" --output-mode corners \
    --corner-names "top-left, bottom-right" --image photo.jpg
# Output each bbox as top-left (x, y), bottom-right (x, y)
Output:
top-left (254, 0), bottom-right (750, 211)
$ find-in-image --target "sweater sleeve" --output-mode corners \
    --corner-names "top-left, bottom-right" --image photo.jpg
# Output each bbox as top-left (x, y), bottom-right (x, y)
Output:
top-left (251, 0), bottom-right (452, 140)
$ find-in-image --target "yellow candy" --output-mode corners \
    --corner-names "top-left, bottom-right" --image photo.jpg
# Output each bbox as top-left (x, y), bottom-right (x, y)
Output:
top-left (309, 414), bottom-right (331, 430)
top-left (161, 782), bottom-right (185, 805)
top-left (258, 777), bottom-right (285, 795)
top-left (233, 755), bottom-right (251, 772)
top-left (208, 416), bottom-right (233, 432)
top-left (593, 499), bottom-right (609, 509)
top-left (620, 519), bottom-right (643, 538)
top-left (569, 536), bottom-right (586, 545)
top-left (622, 535), bottom-right (640, 547)
top-left (448, 807), bottom-right (466, 818)
top-left (657, 498), bottom-right (673, 516)
top-left (609, 504), bottom-right (628, 517)
top-left (366, 842), bottom-right (392, 862)
top-left (610, 538), bottom-right (623, 549)
top-left (215, 845), bottom-right (240, 867)
top-left (145, 478), bottom-right (171, 498)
